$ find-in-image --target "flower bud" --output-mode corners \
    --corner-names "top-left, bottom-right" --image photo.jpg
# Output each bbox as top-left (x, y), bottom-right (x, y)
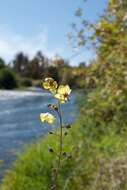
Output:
top-left (48, 104), bottom-right (58, 111)
top-left (63, 152), bottom-right (67, 157)
top-left (49, 131), bottom-right (54, 134)
top-left (48, 147), bottom-right (54, 153)
top-left (66, 124), bottom-right (72, 129)
top-left (67, 153), bottom-right (72, 159)
top-left (64, 131), bottom-right (68, 136)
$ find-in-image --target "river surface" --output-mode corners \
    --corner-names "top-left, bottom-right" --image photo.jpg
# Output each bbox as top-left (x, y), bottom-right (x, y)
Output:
top-left (0, 88), bottom-right (79, 179)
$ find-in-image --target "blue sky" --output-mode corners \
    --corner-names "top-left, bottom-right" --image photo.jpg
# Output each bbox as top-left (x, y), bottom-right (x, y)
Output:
top-left (0, 0), bottom-right (108, 65)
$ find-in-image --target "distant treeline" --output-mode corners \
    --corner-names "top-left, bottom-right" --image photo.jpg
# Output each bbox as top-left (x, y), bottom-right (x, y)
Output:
top-left (0, 51), bottom-right (87, 89)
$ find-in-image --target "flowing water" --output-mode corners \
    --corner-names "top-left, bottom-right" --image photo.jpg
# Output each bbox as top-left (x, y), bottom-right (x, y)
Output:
top-left (0, 88), bottom-right (79, 179)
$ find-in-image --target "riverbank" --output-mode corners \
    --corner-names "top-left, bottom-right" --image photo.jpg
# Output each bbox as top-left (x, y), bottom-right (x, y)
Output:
top-left (1, 80), bottom-right (127, 189)
top-left (1, 98), bottom-right (127, 189)
top-left (1, 64), bottom-right (127, 189)
top-left (0, 89), bottom-right (79, 180)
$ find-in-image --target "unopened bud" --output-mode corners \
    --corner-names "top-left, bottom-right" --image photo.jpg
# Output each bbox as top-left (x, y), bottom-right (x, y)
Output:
top-left (66, 124), bottom-right (72, 129)
top-left (48, 104), bottom-right (52, 108)
top-left (53, 105), bottom-right (58, 111)
top-left (48, 147), bottom-right (54, 153)
top-left (52, 168), bottom-right (57, 174)
top-left (67, 153), bottom-right (72, 159)
top-left (63, 152), bottom-right (67, 157)
top-left (48, 104), bottom-right (58, 111)
top-left (49, 131), bottom-right (54, 134)
top-left (64, 131), bottom-right (68, 136)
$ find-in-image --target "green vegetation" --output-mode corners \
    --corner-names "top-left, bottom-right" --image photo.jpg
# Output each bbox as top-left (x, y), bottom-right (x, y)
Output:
top-left (0, 52), bottom-right (86, 90)
top-left (0, 68), bottom-right (17, 89)
top-left (0, 58), bottom-right (5, 69)
top-left (1, 0), bottom-right (127, 189)
top-left (1, 109), bottom-right (127, 190)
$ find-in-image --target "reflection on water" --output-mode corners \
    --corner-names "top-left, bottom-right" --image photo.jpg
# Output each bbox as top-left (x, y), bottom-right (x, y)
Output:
top-left (0, 88), bottom-right (79, 179)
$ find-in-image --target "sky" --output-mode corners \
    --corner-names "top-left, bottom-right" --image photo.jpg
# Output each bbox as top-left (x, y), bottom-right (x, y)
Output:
top-left (0, 0), bottom-right (108, 65)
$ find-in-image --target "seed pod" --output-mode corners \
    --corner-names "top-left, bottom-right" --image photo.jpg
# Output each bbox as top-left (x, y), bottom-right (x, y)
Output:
top-left (63, 152), bottom-right (67, 157)
top-left (53, 105), bottom-right (58, 111)
top-left (66, 124), bottom-right (72, 129)
top-left (64, 131), bottom-right (68, 136)
top-left (48, 104), bottom-right (52, 108)
top-left (49, 131), bottom-right (54, 134)
top-left (48, 147), bottom-right (54, 153)
top-left (67, 153), bottom-right (72, 159)
top-left (48, 104), bottom-right (58, 111)
top-left (52, 168), bottom-right (57, 174)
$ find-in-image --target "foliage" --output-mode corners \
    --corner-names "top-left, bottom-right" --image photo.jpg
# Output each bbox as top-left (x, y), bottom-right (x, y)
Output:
top-left (0, 68), bottom-right (17, 89)
top-left (20, 78), bottom-right (32, 87)
top-left (1, 110), bottom-right (127, 190)
top-left (0, 51), bottom-right (87, 89)
top-left (0, 58), bottom-right (5, 69)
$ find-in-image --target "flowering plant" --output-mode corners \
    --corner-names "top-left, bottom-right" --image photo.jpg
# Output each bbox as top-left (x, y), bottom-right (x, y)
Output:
top-left (40, 78), bottom-right (72, 190)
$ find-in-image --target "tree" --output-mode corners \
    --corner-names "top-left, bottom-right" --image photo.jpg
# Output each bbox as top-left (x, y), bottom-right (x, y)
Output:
top-left (28, 51), bottom-right (49, 79)
top-left (13, 52), bottom-right (29, 77)
top-left (79, 61), bottom-right (86, 67)
top-left (70, 0), bottom-right (127, 64)
top-left (0, 57), bottom-right (5, 69)
top-left (52, 55), bottom-right (69, 67)
top-left (0, 68), bottom-right (17, 89)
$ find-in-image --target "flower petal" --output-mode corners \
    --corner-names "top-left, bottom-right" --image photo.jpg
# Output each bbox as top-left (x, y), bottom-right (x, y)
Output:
top-left (40, 113), bottom-right (55, 124)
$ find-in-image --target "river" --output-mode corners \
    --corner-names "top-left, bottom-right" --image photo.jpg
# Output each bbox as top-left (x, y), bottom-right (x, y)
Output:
top-left (0, 88), bottom-right (79, 179)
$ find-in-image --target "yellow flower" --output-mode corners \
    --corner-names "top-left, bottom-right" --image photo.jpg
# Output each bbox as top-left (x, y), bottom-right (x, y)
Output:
top-left (40, 113), bottom-right (55, 124)
top-left (55, 85), bottom-right (71, 103)
top-left (43, 78), bottom-right (58, 93)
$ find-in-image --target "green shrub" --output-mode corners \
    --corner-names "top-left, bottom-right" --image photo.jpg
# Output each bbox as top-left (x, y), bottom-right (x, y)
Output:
top-left (0, 68), bottom-right (17, 89)
top-left (20, 78), bottom-right (32, 87)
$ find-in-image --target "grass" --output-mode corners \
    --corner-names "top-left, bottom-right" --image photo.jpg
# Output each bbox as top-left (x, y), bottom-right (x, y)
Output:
top-left (1, 110), bottom-right (127, 190)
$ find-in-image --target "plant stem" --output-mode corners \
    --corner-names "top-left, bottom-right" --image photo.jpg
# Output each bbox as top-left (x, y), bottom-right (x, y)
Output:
top-left (51, 101), bottom-right (63, 190)
top-left (58, 101), bottom-right (63, 170)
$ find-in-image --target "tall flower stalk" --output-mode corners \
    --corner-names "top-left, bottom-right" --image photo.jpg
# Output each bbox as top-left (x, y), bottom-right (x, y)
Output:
top-left (40, 78), bottom-right (71, 190)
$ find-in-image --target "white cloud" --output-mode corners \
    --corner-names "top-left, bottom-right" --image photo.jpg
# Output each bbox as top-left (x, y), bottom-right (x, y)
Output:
top-left (0, 26), bottom-right (62, 63)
